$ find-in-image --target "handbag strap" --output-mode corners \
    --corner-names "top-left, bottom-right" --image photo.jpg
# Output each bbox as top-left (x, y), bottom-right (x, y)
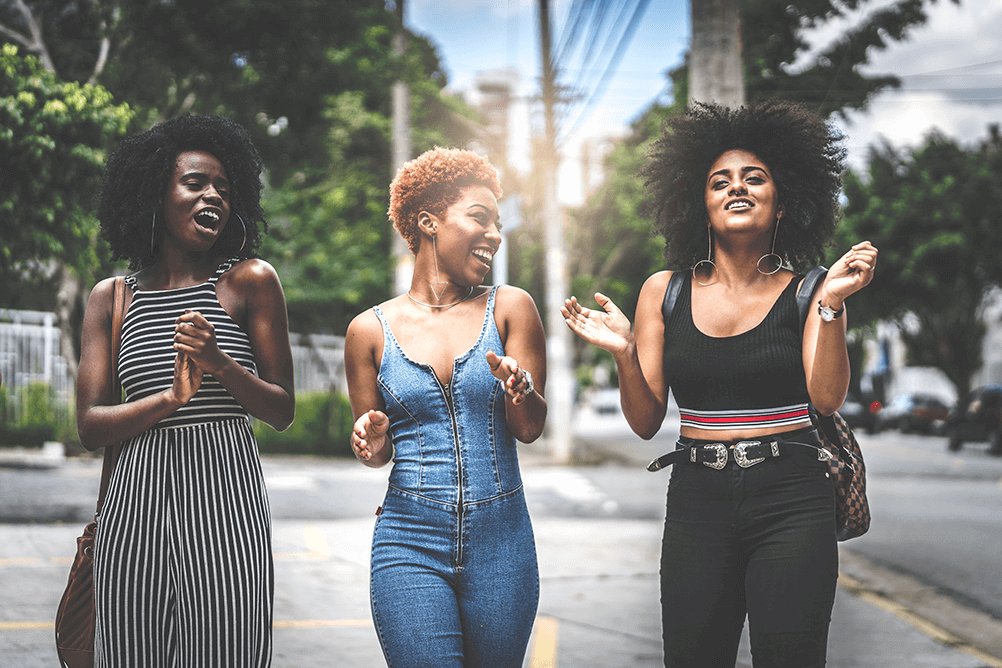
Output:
top-left (795, 265), bottom-right (850, 449)
top-left (796, 265), bottom-right (828, 331)
top-left (95, 277), bottom-right (126, 514)
top-left (660, 269), bottom-right (686, 324)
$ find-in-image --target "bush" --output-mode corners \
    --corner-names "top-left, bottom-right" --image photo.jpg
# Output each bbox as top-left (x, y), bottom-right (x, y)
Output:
top-left (253, 390), bottom-right (354, 457)
top-left (0, 382), bottom-right (58, 445)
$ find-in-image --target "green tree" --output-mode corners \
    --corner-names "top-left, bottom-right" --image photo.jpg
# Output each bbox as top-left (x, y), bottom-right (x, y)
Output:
top-left (544, 0), bottom-right (955, 374)
top-left (2, 0), bottom-right (479, 336)
top-left (0, 43), bottom-right (133, 376)
top-left (837, 129), bottom-right (1002, 396)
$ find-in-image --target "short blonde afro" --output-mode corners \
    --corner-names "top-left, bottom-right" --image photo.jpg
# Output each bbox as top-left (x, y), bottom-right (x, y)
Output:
top-left (389, 147), bottom-right (502, 254)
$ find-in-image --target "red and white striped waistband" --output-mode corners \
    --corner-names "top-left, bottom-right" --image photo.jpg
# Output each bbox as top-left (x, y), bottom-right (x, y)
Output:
top-left (678, 404), bottom-right (811, 431)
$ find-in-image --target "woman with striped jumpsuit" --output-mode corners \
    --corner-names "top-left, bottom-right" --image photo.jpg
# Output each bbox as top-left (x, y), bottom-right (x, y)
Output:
top-left (76, 114), bottom-right (294, 667)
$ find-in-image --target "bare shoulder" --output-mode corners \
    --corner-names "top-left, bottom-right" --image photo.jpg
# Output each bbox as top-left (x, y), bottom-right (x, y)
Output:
top-left (493, 284), bottom-right (537, 313)
top-left (227, 258), bottom-right (282, 291)
top-left (642, 270), bottom-right (673, 294)
top-left (346, 308), bottom-right (382, 349)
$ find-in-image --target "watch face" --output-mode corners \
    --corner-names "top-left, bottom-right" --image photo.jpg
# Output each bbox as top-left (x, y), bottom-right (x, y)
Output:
top-left (819, 305), bottom-right (835, 322)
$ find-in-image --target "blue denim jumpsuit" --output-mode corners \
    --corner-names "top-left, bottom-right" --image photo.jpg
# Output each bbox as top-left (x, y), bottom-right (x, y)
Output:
top-left (369, 287), bottom-right (539, 668)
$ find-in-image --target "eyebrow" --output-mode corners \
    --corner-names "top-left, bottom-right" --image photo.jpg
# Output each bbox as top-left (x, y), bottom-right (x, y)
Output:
top-left (708, 165), bottom-right (768, 181)
top-left (181, 170), bottom-right (229, 185)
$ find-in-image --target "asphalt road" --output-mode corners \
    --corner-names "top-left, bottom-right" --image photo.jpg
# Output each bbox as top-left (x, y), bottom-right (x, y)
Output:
top-left (2, 410), bottom-right (1001, 667)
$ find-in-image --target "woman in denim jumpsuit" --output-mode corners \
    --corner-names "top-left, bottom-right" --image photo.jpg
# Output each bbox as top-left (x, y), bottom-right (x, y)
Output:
top-left (345, 147), bottom-right (548, 668)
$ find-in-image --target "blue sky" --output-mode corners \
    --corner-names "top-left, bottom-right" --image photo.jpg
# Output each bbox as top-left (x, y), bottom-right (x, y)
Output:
top-left (407, 0), bottom-right (1002, 203)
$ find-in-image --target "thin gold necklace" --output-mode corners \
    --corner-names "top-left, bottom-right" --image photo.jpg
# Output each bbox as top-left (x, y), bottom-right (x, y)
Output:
top-left (407, 286), bottom-right (475, 309)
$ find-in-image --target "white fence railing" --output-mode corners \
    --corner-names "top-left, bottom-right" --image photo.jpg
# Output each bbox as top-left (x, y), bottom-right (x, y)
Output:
top-left (1, 309), bottom-right (346, 427)
top-left (0, 309), bottom-right (74, 426)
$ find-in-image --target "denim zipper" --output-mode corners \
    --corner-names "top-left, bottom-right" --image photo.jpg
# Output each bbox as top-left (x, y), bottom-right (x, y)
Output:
top-left (436, 376), bottom-right (465, 571)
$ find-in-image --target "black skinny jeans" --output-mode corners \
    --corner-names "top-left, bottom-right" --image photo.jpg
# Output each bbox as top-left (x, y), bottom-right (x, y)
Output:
top-left (660, 431), bottom-right (838, 668)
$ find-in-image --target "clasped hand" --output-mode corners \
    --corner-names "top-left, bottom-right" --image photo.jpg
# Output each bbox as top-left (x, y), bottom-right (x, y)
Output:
top-left (168, 310), bottom-right (226, 405)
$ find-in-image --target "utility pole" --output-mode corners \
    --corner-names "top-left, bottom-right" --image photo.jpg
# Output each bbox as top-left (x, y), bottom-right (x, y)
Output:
top-left (391, 0), bottom-right (413, 295)
top-left (689, 0), bottom-right (745, 108)
top-left (539, 0), bottom-right (574, 463)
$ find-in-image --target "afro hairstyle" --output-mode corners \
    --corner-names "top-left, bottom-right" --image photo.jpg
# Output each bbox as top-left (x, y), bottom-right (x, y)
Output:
top-left (640, 101), bottom-right (846, 272)
top-left (389, 147), bottom-right (502, 255)
top-left (97, 113), bottom-right (266, 270)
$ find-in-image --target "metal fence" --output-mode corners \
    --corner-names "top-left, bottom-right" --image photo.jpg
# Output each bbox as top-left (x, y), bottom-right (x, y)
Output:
top-left (0, 308), bottom-right (346, 427)
top-left (0, 309), bottom-right (74, 427)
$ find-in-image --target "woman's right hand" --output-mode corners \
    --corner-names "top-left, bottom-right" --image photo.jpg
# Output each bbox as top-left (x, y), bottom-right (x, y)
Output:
top-left (352, 409), bottom-right (390, 463)
top-left (561, 293), bottom-right (635, 357)
top-left (169, 351), bottom-right (203, 406)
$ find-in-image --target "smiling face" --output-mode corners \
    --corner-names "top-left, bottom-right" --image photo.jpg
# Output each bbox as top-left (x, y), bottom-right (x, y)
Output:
top-left (430, 184), bottom-right (502, 286)
top-left (705, 149), bottom-right (782, 243)
top-left (161, 150), bottom-right (231, 253)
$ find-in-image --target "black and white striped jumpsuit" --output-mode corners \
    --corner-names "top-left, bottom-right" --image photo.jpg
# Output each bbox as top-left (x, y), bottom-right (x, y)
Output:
top-left (93, 259), bottom-right (273, 668)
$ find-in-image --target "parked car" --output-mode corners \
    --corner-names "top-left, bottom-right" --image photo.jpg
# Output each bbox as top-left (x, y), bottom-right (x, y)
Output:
top-left (945, 385), bottom-right (1002, 455)
top-left (838, 392), bottom-right (879, 434)
top-left (873, 393), bottom-right (950, 434)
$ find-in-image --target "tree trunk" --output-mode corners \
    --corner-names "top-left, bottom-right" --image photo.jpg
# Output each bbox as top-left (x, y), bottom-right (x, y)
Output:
top-left (689, 0), bottom-right (745, 108)
top-left (55, 263), bottom-right (82, 383)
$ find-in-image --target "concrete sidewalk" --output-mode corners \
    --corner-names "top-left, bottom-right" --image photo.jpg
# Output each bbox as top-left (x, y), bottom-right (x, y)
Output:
top-left (2, 448), bottom-right (1001, 667)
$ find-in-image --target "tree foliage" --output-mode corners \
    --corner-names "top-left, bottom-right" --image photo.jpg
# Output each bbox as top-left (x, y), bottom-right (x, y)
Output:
top-left (837, 129), bottom-right (1002, 395)
top-left (0, 43), bottom-right (133, 307)
top-left (545, 0), bottom-right (956, 376)
top-left (1, 0), bottom-right (480, 335)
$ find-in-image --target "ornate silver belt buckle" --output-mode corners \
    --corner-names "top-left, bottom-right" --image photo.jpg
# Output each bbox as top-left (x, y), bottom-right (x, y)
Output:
top-left (734, 441), bottom-right (766, 468)
top-left (700, 443), bottom-right (728, 470)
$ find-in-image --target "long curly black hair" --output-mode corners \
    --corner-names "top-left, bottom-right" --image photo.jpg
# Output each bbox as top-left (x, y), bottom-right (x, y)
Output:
top-left (98, 113), bottom-right (266, 270)
top-left (640, 101), bottom-right (846, 272)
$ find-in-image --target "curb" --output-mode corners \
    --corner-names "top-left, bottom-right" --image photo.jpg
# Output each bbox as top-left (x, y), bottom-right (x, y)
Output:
top-left (839, 547), bottom-right (1002, 666)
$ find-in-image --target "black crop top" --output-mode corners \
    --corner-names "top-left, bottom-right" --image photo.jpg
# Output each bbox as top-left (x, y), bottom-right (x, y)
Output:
top-left (663, 272), bottom-right (812, 431)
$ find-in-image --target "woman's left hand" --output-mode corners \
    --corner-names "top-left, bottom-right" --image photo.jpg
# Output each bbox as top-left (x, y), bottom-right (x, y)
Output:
top-left (486, 350), bottom-right (534, 405)
top-left (821, 241), bottom-right (878, 306)
top-left (173, 310), bottom-right (229, 376)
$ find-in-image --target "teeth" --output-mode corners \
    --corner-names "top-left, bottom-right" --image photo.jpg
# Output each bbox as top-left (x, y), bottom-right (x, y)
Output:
top-left (473, 250), bottom-right (493, 263)
top-left (727, 201), bottom-right (751, 210)
top-left (199, 210), bottom-right (219, 221)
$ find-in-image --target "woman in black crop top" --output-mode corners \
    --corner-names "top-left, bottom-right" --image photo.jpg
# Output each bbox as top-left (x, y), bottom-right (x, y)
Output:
top-left (563, 102), bottom-right (877, 668)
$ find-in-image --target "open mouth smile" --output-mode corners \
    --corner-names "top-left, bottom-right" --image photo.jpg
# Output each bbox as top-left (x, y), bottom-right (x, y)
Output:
top-left (725, 199), bottom-right (753, 211)
top-left (194, 209), bottom-right (222, 232)
top-left (473, 248), bottom-right (494, 266)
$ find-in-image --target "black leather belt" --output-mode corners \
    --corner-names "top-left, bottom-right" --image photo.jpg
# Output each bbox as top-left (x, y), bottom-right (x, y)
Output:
top-left (647, 429), bottom-right (830, 472)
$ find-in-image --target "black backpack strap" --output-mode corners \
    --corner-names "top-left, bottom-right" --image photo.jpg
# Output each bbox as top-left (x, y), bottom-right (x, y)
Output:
top-left (661, 270), bottom-right (686, 325)
top-left (796, 265), bottom-right (828, 331)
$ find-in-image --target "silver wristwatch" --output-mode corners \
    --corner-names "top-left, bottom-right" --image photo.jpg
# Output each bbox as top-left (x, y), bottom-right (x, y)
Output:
top-left (818, 300), bottom-right (845, 322)
top-left (521, 370), bottom-right (534, 395)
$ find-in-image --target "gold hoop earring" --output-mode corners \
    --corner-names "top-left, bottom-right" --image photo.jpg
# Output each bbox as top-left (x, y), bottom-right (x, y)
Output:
top-left (233, 213), bottom-right (247, 253)
top-left (692, 227), bottom-right (716, 287)
top-left (150, 210), bottom-right (157, 258)
top-left (757, 214), bottom-right (782, 275)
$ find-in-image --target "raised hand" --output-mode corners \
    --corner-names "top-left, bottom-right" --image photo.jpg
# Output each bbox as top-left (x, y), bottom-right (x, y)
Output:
top-left (352, 409), bottom-right (390, 462)
top-left (561, 293), bottom-right (634, 356)
top-left (821, 241), bottom-right (878, 305)
top-left (485, 350), bottom-right (534, 405)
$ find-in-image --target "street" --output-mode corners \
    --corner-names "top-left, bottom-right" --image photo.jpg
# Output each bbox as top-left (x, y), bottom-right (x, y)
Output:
top-left (1, 409), bottom-right (1002, 667)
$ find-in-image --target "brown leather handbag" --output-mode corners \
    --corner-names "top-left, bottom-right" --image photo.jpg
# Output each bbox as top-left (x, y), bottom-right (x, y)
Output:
top-left (55, 277), bottom-right (126, 668)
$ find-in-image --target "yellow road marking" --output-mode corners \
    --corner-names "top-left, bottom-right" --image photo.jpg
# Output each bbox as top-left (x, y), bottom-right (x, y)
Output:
top-left (839, 572), bottom-right (1002, 667)
top-left (527, 615), bottom-right (559, 668)
top-left (0, 621), bottom-right (52, 630)
top-left (0, 558), bottom-right (41, 567)
top-left (273, 619), bottom-right (371, 629)
top-left (273, 525), bottom-right (330, 561)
